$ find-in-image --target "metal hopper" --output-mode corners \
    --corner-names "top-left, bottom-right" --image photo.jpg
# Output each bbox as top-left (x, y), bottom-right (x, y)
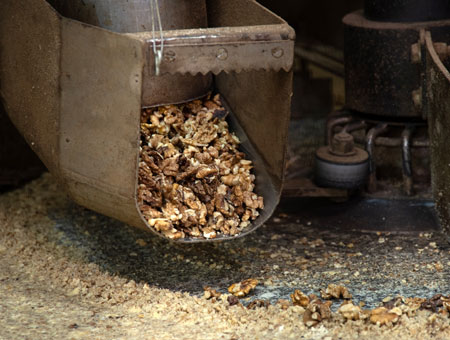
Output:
top-left (0, 0), bottom-right (294, 242)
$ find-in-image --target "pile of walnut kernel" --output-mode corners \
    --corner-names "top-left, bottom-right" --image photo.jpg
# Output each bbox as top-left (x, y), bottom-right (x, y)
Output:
top-left (137, 94), bottom-right (264, 240)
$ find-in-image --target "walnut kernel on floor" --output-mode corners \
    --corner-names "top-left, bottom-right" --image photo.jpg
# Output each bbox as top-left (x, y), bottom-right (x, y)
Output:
top-left (1, 173), bottom-right (450, 340)
top-left (228, 278), bottom-right (259, 297)
top-left (137, 94), bottom-right (263, 240)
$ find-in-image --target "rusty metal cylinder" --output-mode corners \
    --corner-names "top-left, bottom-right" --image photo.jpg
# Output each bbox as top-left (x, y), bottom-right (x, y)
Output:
top-left (343, 10), bottom-right (450, 118)
top-left (50, 0), bottom-right (212, 107)
top-left (51, 0), bottom-right (208, 33)
top-left (364, 0), bottom-right (450, 23)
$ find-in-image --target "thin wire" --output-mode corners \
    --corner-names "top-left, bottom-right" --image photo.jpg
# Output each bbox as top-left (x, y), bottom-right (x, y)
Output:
top-left (150, 0), bottom-right (164, 76)
top-left (134, 0), bottom-right (139, 33)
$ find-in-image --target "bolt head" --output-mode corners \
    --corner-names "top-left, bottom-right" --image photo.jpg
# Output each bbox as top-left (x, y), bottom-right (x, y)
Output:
top-left (164, 50), bottom-right (176, 62)
top-left (216, 48), bottom-right (228, 60)
top-left (412, 88), bottom-right (422, 110)
top-left (330, 131), bottom-right (355, 156)
top-left (411, 43), bottom-right (421, 64)
top-left (271, 47), bottom-right (284, 58)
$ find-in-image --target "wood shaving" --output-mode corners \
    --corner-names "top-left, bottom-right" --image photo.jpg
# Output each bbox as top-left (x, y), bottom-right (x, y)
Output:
top-left (2, 174), bottom-right (450, 339)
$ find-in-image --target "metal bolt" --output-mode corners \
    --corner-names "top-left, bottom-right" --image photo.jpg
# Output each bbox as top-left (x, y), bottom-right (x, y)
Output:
top-left (434, 42), bottom-right (448, 61)
top-left (329, 131), bottom-right (355, 156)
top-left (411, 43), bottom-right (421, 64)
top-left (412, 88), bottom-right (422, 110)
top-left (216, 48), bottom-right (228, 60)
top-left (271, 47), bottom-right (284, 58)
top-left (164, 50), bottom-right (176, 62)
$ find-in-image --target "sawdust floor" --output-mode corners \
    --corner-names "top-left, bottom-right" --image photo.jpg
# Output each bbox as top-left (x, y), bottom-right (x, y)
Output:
top-left (1, 173), bottom-right (449, 339)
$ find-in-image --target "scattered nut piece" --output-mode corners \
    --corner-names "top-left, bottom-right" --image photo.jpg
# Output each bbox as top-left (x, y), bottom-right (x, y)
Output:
top-left (227, 295), bottom-right (241, 306)
top-left (402, 297), bottom-right (424, 317)
top-left (303, 298), bottom-right (332, 327)
top-left (435, 261), bottom-right (444, 271)
top-left (135, 238), bottom-right (147, 247)
top-left (390, 307), bottom-right (403, 316)
top-left (382, 296), bottom-right (403, 310)
top-left (442, 297), bottom-right (450, 311)
top-left (228, 278), bottom-right (258, 298)
top-left (420, 294), bottom-right (445, 312)
top-left (382, 296), bottom-right (393, 303)
top-left (291, 290), bottom-right (310, 307)
top-left (303, 310), bottom-right (320, 328)
top-left (277, 299), bottom-right (291, 310)
top-left (247, 299), bottom-right (270, 309)
top-left (203, 286), bottom-right (221, 300)
top-left (320, 284), bottom-right (352, 300)
top-left (310, 239), bottom-right (325, 247)
top-left (369, 307), bottom-right (400, 326)
top-left (428, 313), bottom-right (438, 324)
top-left (338, 302), bottom-right (365, 321)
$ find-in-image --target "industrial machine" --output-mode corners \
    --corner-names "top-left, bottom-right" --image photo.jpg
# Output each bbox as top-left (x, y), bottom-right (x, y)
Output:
top-left (0, 0), bottom-right (294, 242)
top-left (254, 0), bottom-right (450, 242)
top-left (311, 0), bottom-right (450, 240)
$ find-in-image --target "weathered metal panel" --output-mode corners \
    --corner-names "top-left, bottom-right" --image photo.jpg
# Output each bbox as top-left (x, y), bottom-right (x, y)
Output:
top-left (49, 0), bottom-right (213, 108)
top-left (0, 0), bottom-right (61, 174)
top-left (424, 31), bottom-right (450, 240)
top-left (344, 10), bottom-right (450, 118)
top-left (216, 70), bottom-right (293, 192)
top-left (207, 0), bottom-right (284, 27)
top-left (59, 18), bottom-right (146, 229)
top-left (48, 0), bottom-right (208, 33)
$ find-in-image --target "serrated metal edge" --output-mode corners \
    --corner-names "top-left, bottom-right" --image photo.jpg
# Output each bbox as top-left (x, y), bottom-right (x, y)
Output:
top-left (158, 63), bottom-right (292, 76)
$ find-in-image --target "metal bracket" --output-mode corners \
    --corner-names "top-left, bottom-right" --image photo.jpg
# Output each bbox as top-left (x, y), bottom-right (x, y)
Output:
top-left (411, 31), bottom-right (450, 119)
top-left (418, 30), bottom-right (450, 241)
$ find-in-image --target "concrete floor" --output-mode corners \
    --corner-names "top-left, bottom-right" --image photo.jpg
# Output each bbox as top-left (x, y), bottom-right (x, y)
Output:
top-left (50, 193), bottom-right (449, 309)
top-left (1, 174), bottom-right (449, 339)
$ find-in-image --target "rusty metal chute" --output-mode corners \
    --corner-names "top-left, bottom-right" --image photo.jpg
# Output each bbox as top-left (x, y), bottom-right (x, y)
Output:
top-left (0, 0), bottom-right (294, 241)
